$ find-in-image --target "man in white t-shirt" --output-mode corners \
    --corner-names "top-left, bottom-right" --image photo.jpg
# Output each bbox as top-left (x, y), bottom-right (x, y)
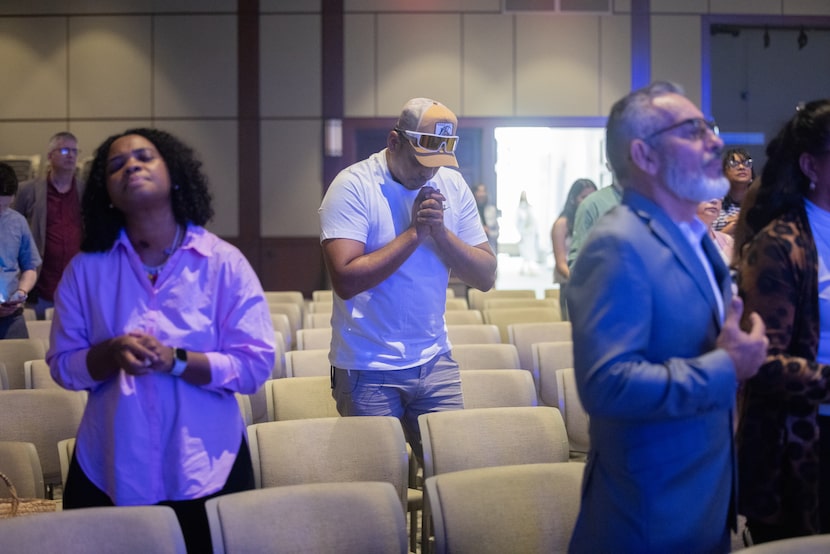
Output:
top-left (318, 98), bottom-right (497, 461)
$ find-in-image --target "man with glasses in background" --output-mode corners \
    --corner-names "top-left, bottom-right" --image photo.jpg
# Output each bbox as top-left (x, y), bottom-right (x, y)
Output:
top-left (318, 98), bottom-right (496, 462)
top-left (13, 132), bottom-right (85, 319)
top-left (566, 81), bottom-right (768, 553)
top-left (714, 147), bottom-right (754, 235)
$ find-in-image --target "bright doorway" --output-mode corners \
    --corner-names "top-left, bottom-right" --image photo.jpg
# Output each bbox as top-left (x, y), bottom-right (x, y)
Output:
top-left (493, 126), bottom-right (612, 294)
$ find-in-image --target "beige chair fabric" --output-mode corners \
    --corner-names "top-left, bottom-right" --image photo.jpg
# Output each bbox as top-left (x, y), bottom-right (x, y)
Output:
top-left (508, 321), bottom-right (572, 371)
top-left (312, 289), bottom-right (333, 303)
top-left (57, 437), bottom-right (76, 489)
top-left (556, 367), bottom-right (590, 458)
top-left (0, 361), bottom-right (8, 390)
top-left (264, 377), bottom-right (338, 421)
top-left (0, 338), bottom-right (47, 389)
top-left (460, 369), bottom-right (537, 408)
top-left (296, 327), bottom-right (332, 350)
top-left (451, 343), bottom-right (520, 370)
top-left (303, 312), bottom-right (333, 329)
top-left (234, 393), bottom-right (254, 426)
top-left (264, 290), bottom-right (305, 308)
top-left (271, 330), bottom-right (286, 379)
top-left (24, 319), bottom-right (52, 350)
top-left (467, 288), bottom-right (536, 311)
top-left (22, 307), bottom-right (37, 321)
top-left (544, 288), bottom-right (561, 300)
top-left (44, 307), bottom-right (55, 320)
top-left (444, 310), bottom-right (483, 325)
top-left (247, 417), bottom-right (409, 512)
top-left (532, 341), bottom-right (574, 407)
top-left (269, 314), bottom-right (292, 353)
top-left (206, 481), bottom-right (408, 554)
top-left (267, 303), bottom-right (302, 348)
top-left (0, 505), bottom-right (187, 553)
top-left (0, 440), bottom-right (45, 499)
top-left (446, 324), bottom-right (501, 345)
top-left (425, 462), bottom-right (584, 554)
top-left (482, 298), bottom-right (559, 310)
top-left (445, 298), bottom-right (469, 310)
top-left (284, 349), bottom-right (330, 378)
top-left (24, 359), bottom-right (60, 389)
top-left (0, 389), bottom-right (87, 486)
top-left (484, 307), bottom-right (562, 343)
top-left (306, 301), bottom-right (333, 314)
top-left (740, 534), bottom-right (830, 553)
top-left (419, 406), bottom-right (570, 480)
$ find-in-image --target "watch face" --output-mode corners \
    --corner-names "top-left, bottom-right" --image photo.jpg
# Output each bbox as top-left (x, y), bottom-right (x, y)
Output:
top-left (176, 348), bottom-right (187, 361)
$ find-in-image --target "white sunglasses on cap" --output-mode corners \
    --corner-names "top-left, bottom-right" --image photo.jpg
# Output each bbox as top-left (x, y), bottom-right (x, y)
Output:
top-left (395, 128), bottom-right (459, 154)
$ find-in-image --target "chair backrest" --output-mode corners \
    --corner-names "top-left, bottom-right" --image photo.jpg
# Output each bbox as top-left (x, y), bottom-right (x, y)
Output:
top-left (0, 505), bottom-right (187, 553)
top-left (24, 320), bottom-right (52, 351)
top-left (444, 310), bottom-right (483, 325)
top-left (508, 321), bottom-right (572, 371)
top-left (532, 341), bottom-right (574, 407)
top-left (22, 308), bottom-right (37, 321)
top-left (419, 406), bottom-right (569, 479)
top-left (296, 327), bottom-right (332, 350)
top-left (306, 301), bottom-right (333, 314)
top-left (44, 307), bottom-right (54, 320)
top-left (425, 462), bottom-right (584, 554)
top-left (451, 343), bottom-right (520, 370)
top-left (446, 324), bottom-right (501, 345)
top-left (460, 369), bottom-right (538, 409)
top-left (0, 441), bottom-right (45, 499)
top-left (284, 349), bottom-right (330, 378)
top-left (543, 288), bottom-right (561, 300)
top-left (264, 291), bottom-right (305, 309)
top-left (265, 377), bottom-right (338, 421)
top-left (0, 339), bottom-right (47, 389)
top-left (247, 416), bottom-right (409, 512)
top-left (467, 289), bottom-right (536, 311)
top-left (271, 330), bottom-right (286, 379)
top-left (740, 534), bottom-right (830, 553)
top-left (303, 312), bottom-right (333, 329)
top-left (24, 359), bottom-right (60, 389)
top-left (235, 393), bottom-right (254, 426)
top-left (484, 308), bottom-right (562, 343)
top-left (482, 298), bottom-right (558, 310)
top-left (0, 389), bottom-right (87, 485)
top-left (57, 437), bottom-right (76, 489)
top-left (267, 303), bottom-right (302, 348)
top-left (445, 298), bottom-right (469, 311)
top-left (270, 314), bottom-right (292, 353)
top-left (555, 368), bottom-right (590, 457)
top-left (206, 481), bottom-right (408, 554)
top-left (312, 289), bottom-right (333, 303)
top-left (0, 362), bottom-right (7, 390)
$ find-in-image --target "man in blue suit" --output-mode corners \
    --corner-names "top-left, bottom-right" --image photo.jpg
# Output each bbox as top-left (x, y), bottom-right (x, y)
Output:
top-left (566, 81), bottom-right (768, 553)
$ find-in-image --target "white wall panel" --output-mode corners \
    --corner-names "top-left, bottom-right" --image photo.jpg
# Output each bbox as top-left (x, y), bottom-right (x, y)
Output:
top-left (344, 14), bottom-right (376, 117)
top-left (154, 15), bottom-right (237, 118)
top-left (650, 15), bottom-right (701, 108)
top-left (516, 15), bottom-right (601, 116)
top-left (346, 0), bottom-right (500, 12)
top-left (0, 123), bottom-right (66, 173)
top-left (160, 120), bottom-right (239, 237)
top-left (68, 120), bottom-right (153, 165)
top-left (69, 16), bottom-right (152, 119)
top-left (260, 14), bottom-right (321, 118)
top-left (599, 15), bottom-right (631, 117)
top-left (462, 14), bottom-right (514, 116)
top-left (260, 120), bottom-right (322, 237)
top-left (650, 0), bottom-right (708, 13)
top-left (784, 0), bottom-right (830, 15)
top-left (261, 0), bottom-right (320, 11)
top-left (0, 17), bottom-right (67, 119)
top-left (376, 14), bottom-right (461, 116)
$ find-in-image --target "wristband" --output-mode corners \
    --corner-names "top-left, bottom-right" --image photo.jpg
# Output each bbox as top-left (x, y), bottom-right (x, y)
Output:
top-left (170, 348), bottom-right (188, 377)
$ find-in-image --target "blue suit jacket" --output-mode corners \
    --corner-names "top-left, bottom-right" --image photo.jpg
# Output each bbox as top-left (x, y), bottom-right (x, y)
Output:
top-left (566, 189), bottom-right (737, 554)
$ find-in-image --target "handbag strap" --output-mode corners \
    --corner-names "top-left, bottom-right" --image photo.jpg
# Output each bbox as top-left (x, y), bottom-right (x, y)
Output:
top-left (0, 471), bottom-right (21, 517)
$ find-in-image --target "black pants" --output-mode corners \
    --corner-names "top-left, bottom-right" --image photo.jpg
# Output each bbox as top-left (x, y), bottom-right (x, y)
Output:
top-left (63, 437), bottom-right (254, 553)
top-left (0, 308), bottom-right (28, 339)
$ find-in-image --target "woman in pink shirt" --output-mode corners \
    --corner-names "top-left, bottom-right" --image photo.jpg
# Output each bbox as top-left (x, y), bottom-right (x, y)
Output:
top-left (48, 128), bottom-right (275, 552)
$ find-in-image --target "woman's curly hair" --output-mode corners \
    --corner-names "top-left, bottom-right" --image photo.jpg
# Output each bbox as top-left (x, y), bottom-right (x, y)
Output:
top-left (81, 128), bottom-right (214, 252)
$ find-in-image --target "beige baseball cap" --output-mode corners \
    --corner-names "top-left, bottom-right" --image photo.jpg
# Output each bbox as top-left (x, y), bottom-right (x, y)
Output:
top-left (395, 98), bottom-right (459, 168)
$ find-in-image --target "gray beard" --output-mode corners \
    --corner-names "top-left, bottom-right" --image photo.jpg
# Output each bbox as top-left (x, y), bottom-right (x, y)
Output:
top-left (663, 165), bottom-right (729, 204)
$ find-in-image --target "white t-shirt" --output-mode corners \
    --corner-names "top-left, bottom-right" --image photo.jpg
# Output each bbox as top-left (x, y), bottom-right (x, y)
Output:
top-left (319, 149), bottom-right (487, 370)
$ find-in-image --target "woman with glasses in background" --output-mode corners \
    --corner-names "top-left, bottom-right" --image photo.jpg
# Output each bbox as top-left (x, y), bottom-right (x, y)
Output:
top-left (714, 147), bottom-right (754, 235)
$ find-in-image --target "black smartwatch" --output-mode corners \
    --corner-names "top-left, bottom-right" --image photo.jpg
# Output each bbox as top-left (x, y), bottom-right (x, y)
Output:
top-left (170, 348), bottom-right (188, 377)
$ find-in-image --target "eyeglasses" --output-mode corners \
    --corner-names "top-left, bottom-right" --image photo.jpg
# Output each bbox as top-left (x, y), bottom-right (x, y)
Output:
top-left (395, 128), bottom-right (459, 153)
top-left (53, 147), bottom-right (79, 157)
top-left (644, 118), bottom-right (719, 142)
top-left (726, 157), bottom-right (752, 169)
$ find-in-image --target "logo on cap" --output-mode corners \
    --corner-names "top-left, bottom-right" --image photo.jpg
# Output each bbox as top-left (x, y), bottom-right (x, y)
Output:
top-left (434, 122), bottom-right (454, 136)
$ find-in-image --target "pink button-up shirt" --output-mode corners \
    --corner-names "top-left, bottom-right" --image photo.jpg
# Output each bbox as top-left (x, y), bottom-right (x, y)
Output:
top-left (48, 225), bottom-right (275, 505)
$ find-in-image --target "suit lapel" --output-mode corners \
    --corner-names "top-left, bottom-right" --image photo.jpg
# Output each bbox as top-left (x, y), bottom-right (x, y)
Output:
top-left (627, 192), bottom-right (727, 330)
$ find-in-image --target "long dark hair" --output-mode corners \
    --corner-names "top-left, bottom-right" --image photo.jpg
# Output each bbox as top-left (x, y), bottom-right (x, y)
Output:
top-left (559, 178), bottom-right (597, 236)
top-left (734, 99), bottom-right (830, 259)
top-left (81, 128), bottom-right (214, 252)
